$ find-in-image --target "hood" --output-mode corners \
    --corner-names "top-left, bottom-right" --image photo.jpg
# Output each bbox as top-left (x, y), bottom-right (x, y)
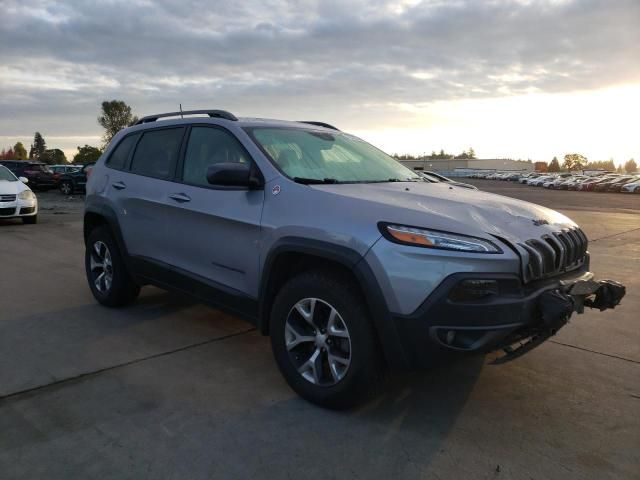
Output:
top-left (0, 179), bottom-right (30, 195)
top-left (311, 181), bottom-right (577, 245)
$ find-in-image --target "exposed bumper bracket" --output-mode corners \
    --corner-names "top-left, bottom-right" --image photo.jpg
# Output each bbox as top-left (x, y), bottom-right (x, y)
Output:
top-left (491, 279), bottom-right (626, 364)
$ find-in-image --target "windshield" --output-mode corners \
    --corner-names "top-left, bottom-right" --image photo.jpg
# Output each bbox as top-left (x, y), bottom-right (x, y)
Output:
top-left (0, 165), bottom-right (17, 182)
top-left (246, 127), bottom-right (422, 183)
top-left (26, 164), bottom-right (49, 173)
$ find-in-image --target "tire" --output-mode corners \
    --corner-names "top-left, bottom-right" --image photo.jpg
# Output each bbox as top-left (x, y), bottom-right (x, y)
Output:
top-left (60, 181), bottom-right (74, 195)
top-left (85, 226), bottom-right (140, 307)
top-left (22, 215), bottom-right (37, 224)
top-left (270, 269), bottom-right (384, 409)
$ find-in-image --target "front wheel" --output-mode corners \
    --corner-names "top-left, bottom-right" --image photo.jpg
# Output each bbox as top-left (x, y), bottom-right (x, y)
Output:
top-left (85, 226), bottom-right (140, 307)
top-left (270, 270), bottom-right (384, 409)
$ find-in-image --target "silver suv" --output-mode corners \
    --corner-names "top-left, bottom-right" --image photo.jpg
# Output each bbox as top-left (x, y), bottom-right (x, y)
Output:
top-left (84, 109), bottom-right (625, 408)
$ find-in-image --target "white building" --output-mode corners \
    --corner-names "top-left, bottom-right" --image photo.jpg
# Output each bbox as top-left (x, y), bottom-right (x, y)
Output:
top-left (399, 158), bottom-right (535, 177)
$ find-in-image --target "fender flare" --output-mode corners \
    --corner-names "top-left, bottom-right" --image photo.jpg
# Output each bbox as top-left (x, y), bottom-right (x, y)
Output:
top-left (84, 202), bottom-right (134, 276)
top-left (258, 237), bottom-right (409, 368)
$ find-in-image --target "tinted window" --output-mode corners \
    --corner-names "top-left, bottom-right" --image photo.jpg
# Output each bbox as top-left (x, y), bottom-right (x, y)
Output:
top-left (183, 127), bottom-right (250, 187)
top-left (131, 128), bottom-right (184, 179)
top-left (107, 133), bottom-right (140, 170)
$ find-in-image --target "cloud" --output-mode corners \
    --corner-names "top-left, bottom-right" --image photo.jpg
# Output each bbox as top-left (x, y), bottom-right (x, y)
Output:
top-left (1, 0), bottom-right (639, 152)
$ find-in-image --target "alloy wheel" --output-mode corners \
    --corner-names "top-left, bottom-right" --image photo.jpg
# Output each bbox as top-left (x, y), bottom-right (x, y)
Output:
top-left (89, 241), bottom-right (113, 293)
top-left (61, 183), bottom-right (71, 195)
top-left (285, 298), bottom-right (352, 386)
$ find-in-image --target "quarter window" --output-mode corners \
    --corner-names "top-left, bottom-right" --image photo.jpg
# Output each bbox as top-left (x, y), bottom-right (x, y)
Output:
top-left (107, 133), bottom-right (140, 170)
top-left (130, 128), bottom-right (184, 179)
top-left (182, 127), bottom-right (250, 187)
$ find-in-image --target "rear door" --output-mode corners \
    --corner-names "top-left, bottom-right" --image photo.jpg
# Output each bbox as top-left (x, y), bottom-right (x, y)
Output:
top-left (161, 125), bottom-right (265, 297)
top-left (109, 127), bottom-right (186, 265)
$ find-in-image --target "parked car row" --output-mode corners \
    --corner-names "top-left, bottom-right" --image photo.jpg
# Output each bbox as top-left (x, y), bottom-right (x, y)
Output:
top-left (469, 170), bottom-right (640, 193)
top-left (0, 161), bottom-right (95, 195)
top-left (416, 171), bottom-right (478, 190)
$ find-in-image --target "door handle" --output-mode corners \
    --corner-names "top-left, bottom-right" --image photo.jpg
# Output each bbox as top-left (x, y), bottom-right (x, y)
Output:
top-left (112, 181), bottom-right (126, 190)
top-left (169, 193), bottom-right (191, 203)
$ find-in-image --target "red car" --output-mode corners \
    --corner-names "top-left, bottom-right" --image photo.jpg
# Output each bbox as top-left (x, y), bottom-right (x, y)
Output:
top-left (579, 176), bottom-right (617, 191)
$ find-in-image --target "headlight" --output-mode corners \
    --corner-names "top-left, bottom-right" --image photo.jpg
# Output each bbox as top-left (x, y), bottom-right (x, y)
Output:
top-left (380, 223), bottom-right (502, 253)
top-left (18, 190), bottom-right (35, 200)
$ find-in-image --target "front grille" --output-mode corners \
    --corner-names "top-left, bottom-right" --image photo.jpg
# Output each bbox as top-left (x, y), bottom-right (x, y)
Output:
top-left (519, 227), bottom-right (588, 281)
top-left (0, 207), bottom-right (16, 216)
top-left (0, 194), bottom-right (16, 202)
top-left (20, 207), bottom-right (35, 215)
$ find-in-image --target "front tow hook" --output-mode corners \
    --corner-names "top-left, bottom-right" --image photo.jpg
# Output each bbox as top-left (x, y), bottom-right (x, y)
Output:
top-left (491, 279), bottom-right (626, 364)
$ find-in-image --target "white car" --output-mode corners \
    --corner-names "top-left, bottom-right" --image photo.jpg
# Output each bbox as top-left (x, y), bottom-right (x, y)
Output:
top-left (621, 180), bottom-right (640, 193)
top-left (0, 165), bottom-right (38, 224)
top-left (527, 175), bottom-right (553, 186)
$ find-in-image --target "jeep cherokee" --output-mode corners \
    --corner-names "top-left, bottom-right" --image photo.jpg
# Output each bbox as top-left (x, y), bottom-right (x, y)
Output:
top-left (84, 110), bottom-right (625, 409)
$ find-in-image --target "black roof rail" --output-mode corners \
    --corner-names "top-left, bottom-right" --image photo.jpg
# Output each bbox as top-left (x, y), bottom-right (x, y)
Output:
top-left (134, 109), bottom-right (238, 125)
top-left (298, 121), bottom-right (340, 131)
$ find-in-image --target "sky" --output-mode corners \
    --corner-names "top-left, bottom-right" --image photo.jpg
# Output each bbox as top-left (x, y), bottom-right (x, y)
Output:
top-left (1, 0), bottom-right (639, 164)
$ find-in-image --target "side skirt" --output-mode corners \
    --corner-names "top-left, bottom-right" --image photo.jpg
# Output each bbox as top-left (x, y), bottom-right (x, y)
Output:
top-left (130, 256), bottom-right (259, 325)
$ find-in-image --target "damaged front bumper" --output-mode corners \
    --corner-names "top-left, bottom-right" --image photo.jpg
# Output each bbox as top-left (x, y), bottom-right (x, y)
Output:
top-left (390, 268), bottom-right (626, 368)
top-left (490, 276), bottom-right (626, 364)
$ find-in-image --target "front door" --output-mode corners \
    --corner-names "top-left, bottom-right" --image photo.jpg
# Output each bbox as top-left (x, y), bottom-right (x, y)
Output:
top-left (162, 125), bottom-right (264, 298)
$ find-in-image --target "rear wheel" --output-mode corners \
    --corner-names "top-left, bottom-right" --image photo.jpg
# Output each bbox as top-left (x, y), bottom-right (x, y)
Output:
top-left (60, 181), bottom-right (74, 195)
top-left (270, 270), bottom-right (383, 409)
top-left (85, 226), bottom-right (140, 307)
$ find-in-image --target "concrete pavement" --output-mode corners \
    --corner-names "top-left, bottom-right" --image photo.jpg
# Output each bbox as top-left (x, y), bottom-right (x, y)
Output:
top-left (0, 188), bottom-right (638, 479)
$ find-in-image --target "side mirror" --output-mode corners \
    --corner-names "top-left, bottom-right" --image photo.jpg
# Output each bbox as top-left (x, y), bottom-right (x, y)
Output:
top-left (206, 163), bottom-right (263, 189)
top-left (19, 176), bottom-right (28, 184)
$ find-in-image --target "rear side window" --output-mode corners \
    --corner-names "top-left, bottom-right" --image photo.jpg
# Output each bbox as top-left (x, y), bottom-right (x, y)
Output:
top-left (130, 128), bottom-right (184, 179)
top-left (182, 127), bottom-right (250, 187)
top-left (107, 133), bottom-right (140, 170)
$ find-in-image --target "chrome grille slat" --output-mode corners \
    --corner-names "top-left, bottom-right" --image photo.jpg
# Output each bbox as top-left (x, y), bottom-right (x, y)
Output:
top-left (0, 194), bottom-right (17, 202)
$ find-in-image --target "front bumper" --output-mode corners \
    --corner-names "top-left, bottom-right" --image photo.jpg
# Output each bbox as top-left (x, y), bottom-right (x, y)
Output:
top-left (391, 266), bottom-right (626, 367)
top-left (0, 200), bottom-right (38, 218)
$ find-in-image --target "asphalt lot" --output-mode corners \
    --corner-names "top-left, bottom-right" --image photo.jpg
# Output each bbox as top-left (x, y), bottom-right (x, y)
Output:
top-left (1, 185), bottom-right (638, 479)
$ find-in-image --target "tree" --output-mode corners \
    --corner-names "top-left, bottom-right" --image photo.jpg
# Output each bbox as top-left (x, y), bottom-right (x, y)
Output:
top-left (73, 145), bottom-right (102, 164)
top-left (30, 132), bottom-right (46, 160)
top-left (562, 153), bottom-right (587, 171)
top-left (624, 158), bottom-right (637, 173)
top-left (13, 142), bottom-right (28, 160)
top-left (467, 147), bottom-right (476, 159)
top-left (98, 100), bottom-right (138, 146)
top-left (585, 159), bottom-right (615, 171)
top-left (0, 147), bottom-right (15, 160)
top-left (548, 156), bottom-right (560, 172)
top-left (40, 148), bottom-right (67, 165)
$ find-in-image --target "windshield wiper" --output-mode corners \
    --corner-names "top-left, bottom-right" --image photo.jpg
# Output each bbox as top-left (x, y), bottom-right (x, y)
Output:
top-left (293, 177), bottom-right (340, 185)
top-left (372, 178), bottom-right (422, 183)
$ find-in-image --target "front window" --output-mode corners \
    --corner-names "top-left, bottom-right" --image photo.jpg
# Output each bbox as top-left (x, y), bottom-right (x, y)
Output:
top-left (0, 165), bottom-right (17, 182)
top-left (246, 127), bottom-right (421, 184)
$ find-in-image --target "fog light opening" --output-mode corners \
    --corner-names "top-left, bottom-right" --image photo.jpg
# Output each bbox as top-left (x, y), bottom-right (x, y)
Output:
top-left (445, 330), bottom-right (456, 345)
top-left (449, 279), bottom-right (500, 302)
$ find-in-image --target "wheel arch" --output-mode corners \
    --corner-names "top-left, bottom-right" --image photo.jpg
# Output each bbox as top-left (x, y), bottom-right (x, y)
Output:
top-left (84, 204), bottom-right (134, 276)
top-left (259, 237), bottom-right (409, 368)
